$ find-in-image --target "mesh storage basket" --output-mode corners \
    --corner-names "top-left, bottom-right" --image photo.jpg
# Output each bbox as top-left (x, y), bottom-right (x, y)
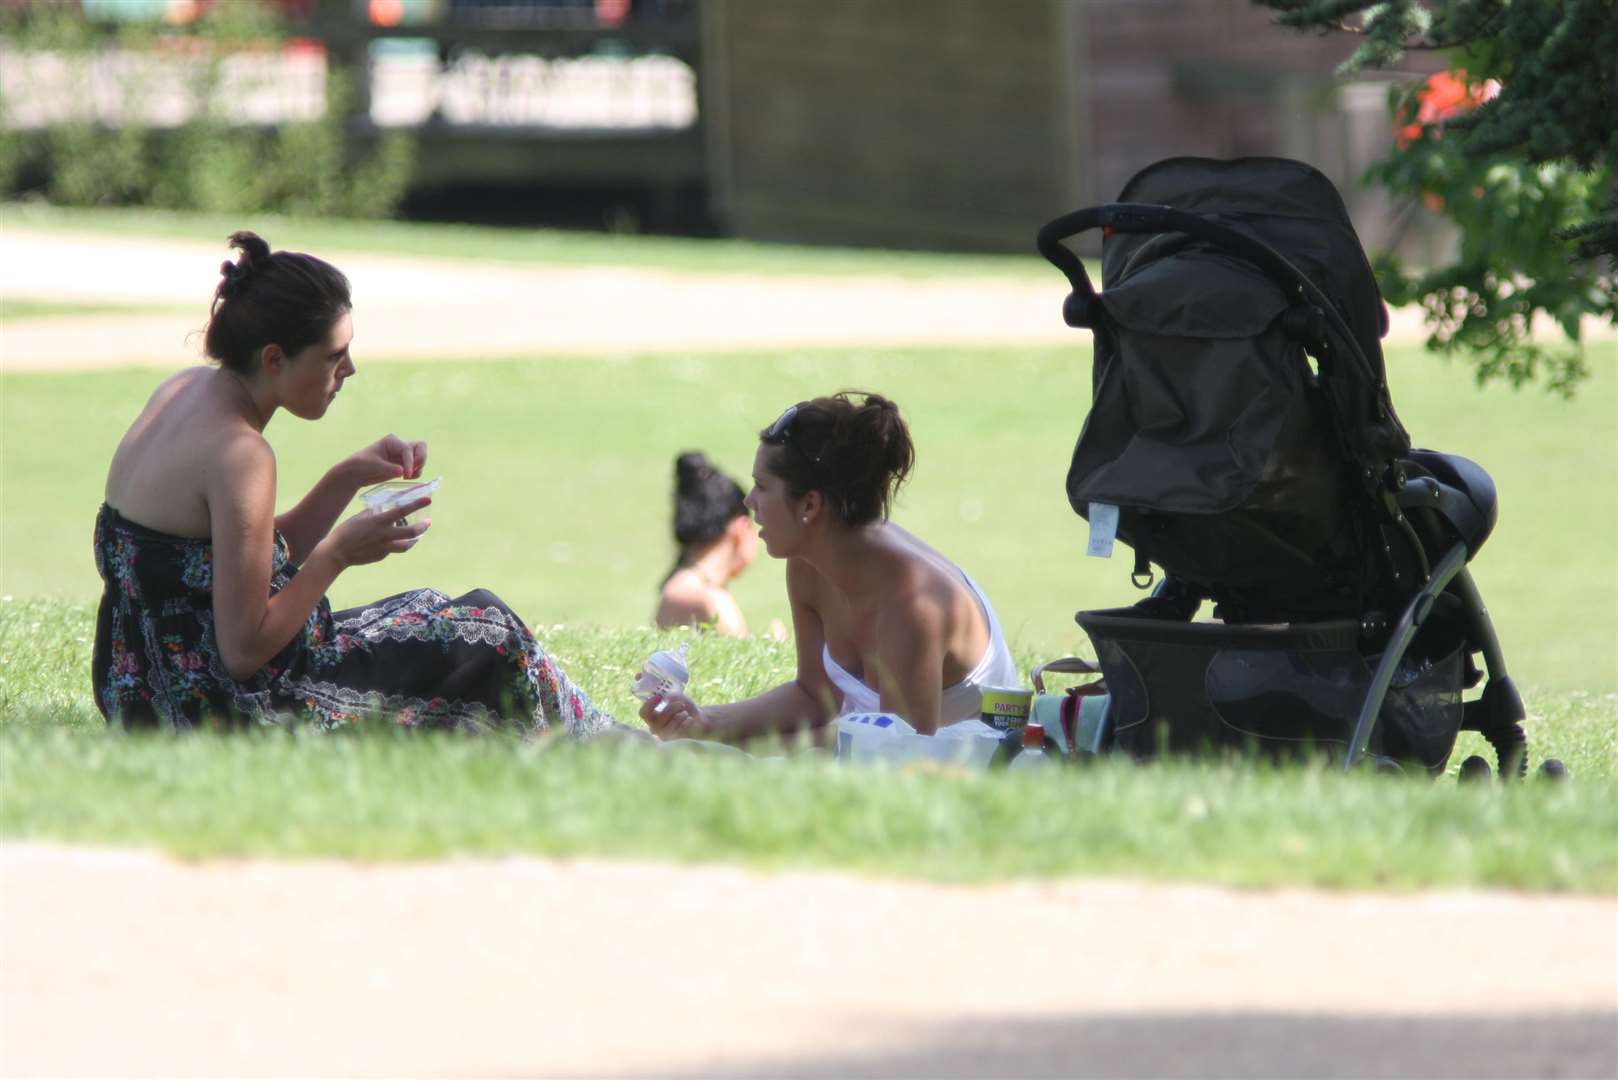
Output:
top-left (1077, 608), bottom-right (1464, 771)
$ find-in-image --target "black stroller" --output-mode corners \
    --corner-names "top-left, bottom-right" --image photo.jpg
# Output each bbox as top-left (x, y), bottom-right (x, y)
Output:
top-left (1038, 156), bottom-right (1555, 779)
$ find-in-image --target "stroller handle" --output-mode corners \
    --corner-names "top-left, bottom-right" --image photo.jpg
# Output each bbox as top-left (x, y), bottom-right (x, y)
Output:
top-left (1037, 203), bottom-right (1380, 391)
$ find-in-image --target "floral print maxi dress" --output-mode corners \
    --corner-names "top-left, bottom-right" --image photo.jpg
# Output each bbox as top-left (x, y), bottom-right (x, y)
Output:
top-left (92, 503), bottom-right (615, 736)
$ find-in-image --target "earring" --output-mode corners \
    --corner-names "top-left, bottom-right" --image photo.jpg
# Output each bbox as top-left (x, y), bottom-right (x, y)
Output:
top-left (801, 516), bottom-right (809, 524)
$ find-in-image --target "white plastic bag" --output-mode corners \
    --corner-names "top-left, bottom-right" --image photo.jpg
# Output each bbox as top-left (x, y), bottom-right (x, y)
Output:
top-left (835, 713), bottom-right (1002, 769)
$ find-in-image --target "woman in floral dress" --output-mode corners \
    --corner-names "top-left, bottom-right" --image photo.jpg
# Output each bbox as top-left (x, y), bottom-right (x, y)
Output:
top-left (93, 231), bottom-right (615, 737)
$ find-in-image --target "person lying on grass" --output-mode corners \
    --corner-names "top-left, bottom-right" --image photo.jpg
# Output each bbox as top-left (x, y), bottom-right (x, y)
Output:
top-left (93, 230), bottom-right (621, 737)
top-left (639, 391), bottom-right (1017, 744)
top-left (654, 450), bottom-right (785, 640)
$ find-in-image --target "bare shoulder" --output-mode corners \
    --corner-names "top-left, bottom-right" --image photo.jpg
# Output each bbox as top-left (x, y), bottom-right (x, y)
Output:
top-left (150, 365), bottom-right (207, 397)
top-left (215, 425), bottom-right (275, 472)
top-left (785, 556), bottom-right (826, 605)
top-left (204, 427), bottom-right (276, 508)
top-left (656, 572), bottom-right (720, 628)
top-left (874, 576), bottom-right (948, 638)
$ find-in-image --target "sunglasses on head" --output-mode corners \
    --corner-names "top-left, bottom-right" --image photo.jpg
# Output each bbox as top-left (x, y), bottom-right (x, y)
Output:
top-left (762, 402), bottom-right (825, 464)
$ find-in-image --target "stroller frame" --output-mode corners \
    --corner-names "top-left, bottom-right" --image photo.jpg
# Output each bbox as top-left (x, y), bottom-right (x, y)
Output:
top-left (1038, 192), bottom-right (1529, 776)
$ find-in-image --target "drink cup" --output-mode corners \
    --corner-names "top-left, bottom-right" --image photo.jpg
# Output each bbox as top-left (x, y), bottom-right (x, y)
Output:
top-left (979, 687), bottom-right (1033, 733)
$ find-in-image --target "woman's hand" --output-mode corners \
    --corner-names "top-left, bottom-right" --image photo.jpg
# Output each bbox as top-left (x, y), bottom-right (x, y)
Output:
top-left (318, 496), bottom-right (432, 569)
top-left (345, 434), bottom-right (429, 487)
top-left (639, 691), bottom-right (718, 741)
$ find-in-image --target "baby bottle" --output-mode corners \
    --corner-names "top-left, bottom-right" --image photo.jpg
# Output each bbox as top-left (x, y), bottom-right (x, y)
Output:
top-left (632, 643), bottom-right (690, 714)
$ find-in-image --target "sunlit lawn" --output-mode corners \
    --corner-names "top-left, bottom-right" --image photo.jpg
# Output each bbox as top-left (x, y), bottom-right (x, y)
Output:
top-left (1, 211), bottom-right (1614, 892)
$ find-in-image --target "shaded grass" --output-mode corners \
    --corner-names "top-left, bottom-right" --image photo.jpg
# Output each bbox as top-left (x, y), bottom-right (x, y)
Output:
top-left (3, 598), bottom-right (1614, 892)
top-left (0, 201), bottom-right (1050, 280)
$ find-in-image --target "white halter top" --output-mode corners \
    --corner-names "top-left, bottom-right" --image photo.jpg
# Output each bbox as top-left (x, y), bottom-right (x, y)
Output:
top-left (821, 570), bottom-right (1017, 728)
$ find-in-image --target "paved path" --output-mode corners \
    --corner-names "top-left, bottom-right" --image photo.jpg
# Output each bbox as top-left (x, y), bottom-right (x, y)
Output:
top-left (3, 844), bottom-right (1615, 1078)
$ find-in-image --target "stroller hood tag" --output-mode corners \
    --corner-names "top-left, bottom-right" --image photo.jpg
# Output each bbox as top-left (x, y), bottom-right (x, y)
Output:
top-left (1087, 502), bottom-right (1119, 558)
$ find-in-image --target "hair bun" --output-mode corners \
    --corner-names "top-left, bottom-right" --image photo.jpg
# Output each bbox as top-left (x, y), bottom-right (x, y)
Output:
top-left (226, 230), bottom-right (271, 267)
top-left (217, 231), bottom-right (271, 301)
top-left (758, 390), bottom-right (914, 527)
top-left (675, 451), bottom-right (711, 491)
top-left (204, 230), bottom-right (351, 376)
top-left (671, 451), bottom-right (746, 552)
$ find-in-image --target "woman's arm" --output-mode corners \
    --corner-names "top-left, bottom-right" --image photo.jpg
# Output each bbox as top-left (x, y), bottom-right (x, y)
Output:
top-left (274, 461), bottom-right (362, 566)
top-left (209, 434), bottom-right (430, 681)
top-left (709, 590), bottom-right (750, 638)
top-left (276, 434), bottom-right (427, 565)
top-left (642, 559), bottom-right (839, 744)
top-left (868, 597), bottom-right (947, 735)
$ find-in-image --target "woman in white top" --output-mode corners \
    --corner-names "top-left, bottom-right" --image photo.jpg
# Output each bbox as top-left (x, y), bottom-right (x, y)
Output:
top-left (640, 391), bottom-right (1016, 743)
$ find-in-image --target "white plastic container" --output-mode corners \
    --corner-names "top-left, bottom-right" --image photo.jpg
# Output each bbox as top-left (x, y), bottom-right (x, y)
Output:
top-left (360, 476), bottom-right (441, 521)
top-left (835, 712), bottom-right (1002, 769)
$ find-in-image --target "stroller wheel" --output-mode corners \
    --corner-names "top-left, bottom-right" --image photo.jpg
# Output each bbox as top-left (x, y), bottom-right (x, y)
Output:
top-left (1457, 755), bottom-right (1492, 783)
top-left (1537, 758), bottom-right (1570, 782)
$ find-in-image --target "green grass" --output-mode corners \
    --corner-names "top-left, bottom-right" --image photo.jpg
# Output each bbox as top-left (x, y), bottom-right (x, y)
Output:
top-left (0, 200), bottom-right (1050, 280)
top-left (4, 342), bottom-right (1614, 690)
top-left (2, 599), bottom-right (1614, 890)
top-left (0, 297), bottom-right (194, 321)
top-left (5, 724), bottom-right (1615, 891)
top-left (1, 211), bottom-right (1614, 891)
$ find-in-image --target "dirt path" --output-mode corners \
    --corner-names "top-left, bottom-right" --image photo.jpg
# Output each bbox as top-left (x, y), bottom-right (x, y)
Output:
top-left (14, 225), bottom-right (1611, 372)
top-left (3, 843), bottom-right (1614, 1078)
top-left (1, 229), bottom-right (1084, 370)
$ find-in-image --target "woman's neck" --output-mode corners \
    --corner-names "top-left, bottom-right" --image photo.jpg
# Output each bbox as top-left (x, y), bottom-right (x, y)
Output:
top-left (800, 521), bottom-right (896, 601)
top-left (217, 368), bottom-right (273, 433)
top-left (683, 542), bottom-right (734, 588)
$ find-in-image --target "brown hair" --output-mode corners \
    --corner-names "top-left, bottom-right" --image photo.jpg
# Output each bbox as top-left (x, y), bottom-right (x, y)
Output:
top-left (758, 391), bottom-right (915, 527)
top-left (203, 231), bottom-right (351, 375)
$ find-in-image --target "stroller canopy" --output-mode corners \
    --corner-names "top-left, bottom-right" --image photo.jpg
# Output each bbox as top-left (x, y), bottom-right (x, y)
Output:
top-left (1098, 157), bottom-right (1409, 473)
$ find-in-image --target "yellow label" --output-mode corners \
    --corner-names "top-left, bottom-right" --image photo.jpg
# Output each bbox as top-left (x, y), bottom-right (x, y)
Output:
top-left (980, 688), bottom-right (1032, 730)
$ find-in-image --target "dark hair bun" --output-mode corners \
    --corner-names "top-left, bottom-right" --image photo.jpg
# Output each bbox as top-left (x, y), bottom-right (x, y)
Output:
top-left (218, 231), bottom-right (271, 300)
top-left (758, 390), bottom-right (914, 526)
top-left (675, 451), bottom-right (712, 491)
top-left (204, 230), bottom-right (351, 375)
top-left (672, 451), bottom-right (747, 551)
top-left (228, 230), bottom-right (272, 267)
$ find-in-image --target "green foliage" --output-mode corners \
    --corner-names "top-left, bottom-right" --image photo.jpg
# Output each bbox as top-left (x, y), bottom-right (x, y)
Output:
top-left (45, 121), bottom-right (151, 206)
top-left (0, 3), bottom-right (414, 218)
top-left (1369, 151), bottom-right (1614, 392)
top-left (1254, 0), bottom-right (1618, 393)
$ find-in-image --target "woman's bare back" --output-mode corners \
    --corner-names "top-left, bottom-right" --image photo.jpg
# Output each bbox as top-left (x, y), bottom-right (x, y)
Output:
top-left (812, 522), bottom-right (991, 686)
top-left (105, 367), bottom-right (260, 538)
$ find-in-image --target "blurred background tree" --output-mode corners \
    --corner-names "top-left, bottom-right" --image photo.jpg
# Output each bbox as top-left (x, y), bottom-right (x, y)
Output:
top-left (1255, 0), bottom-right (1617, 394)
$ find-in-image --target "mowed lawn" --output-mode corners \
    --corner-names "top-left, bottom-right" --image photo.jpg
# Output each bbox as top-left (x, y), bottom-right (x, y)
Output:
top-left (1, 214), bottom-right (1614, 892)
top-left (4, 342), bottom-right (1614, 688)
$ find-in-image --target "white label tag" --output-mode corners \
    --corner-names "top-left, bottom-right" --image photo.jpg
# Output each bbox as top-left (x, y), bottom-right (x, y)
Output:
top-left (1087, 502), bottom-right (1119, 558)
